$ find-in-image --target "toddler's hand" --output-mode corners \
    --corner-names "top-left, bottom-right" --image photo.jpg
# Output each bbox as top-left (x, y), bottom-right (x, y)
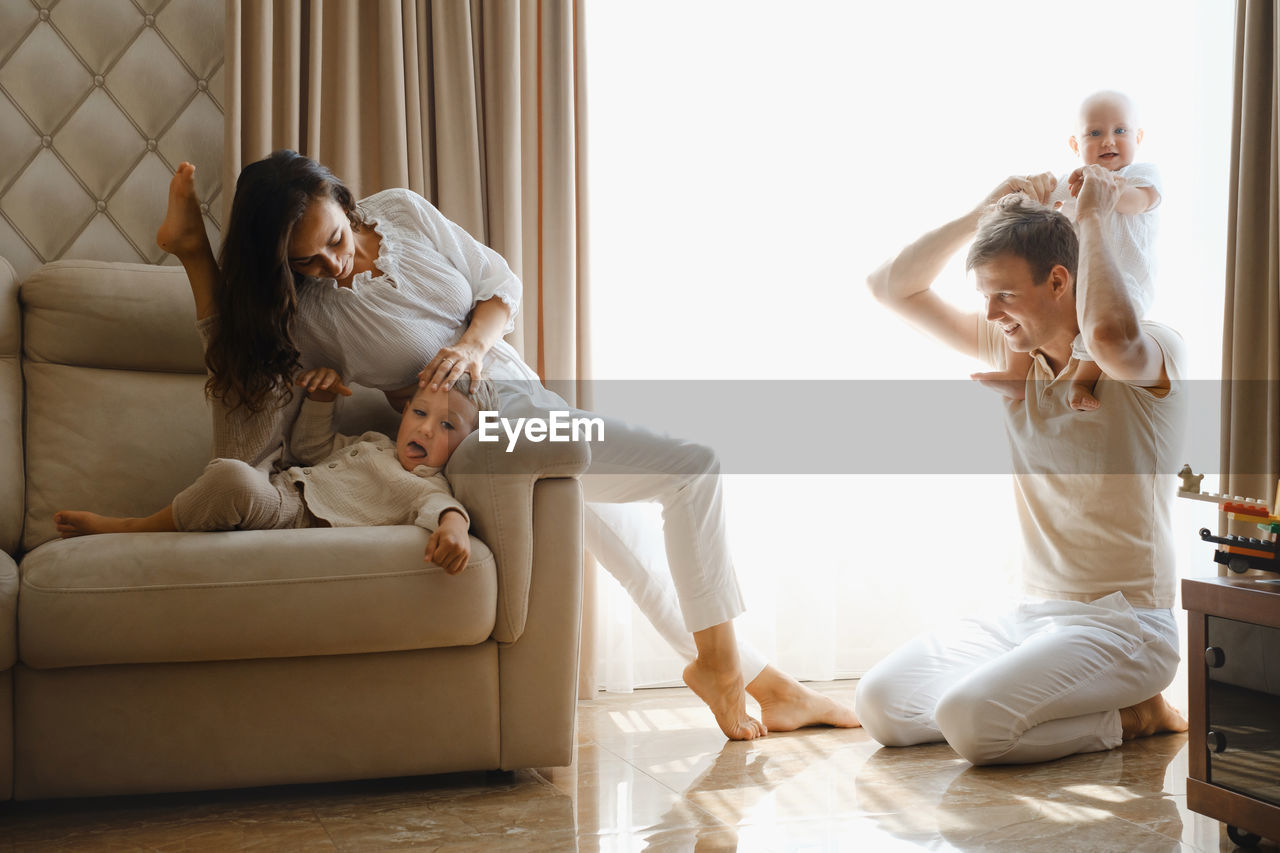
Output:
top-left (1067, 167), bottom-right (1085, 198)
top-left (296, 367), bottom-right (352, 402)
top-left (1074, 164), bottom-right (1122, 220)
top-left (425, 512), bottom-right (470, 574)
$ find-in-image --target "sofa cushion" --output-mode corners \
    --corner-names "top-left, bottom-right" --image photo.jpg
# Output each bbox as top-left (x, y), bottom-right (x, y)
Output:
top-left (21, 261), bottom-right (204, 372)
top-left (21, 262), bottom-right (210, 552)
top-left (18, 526), bottom-right (497, 669)
top-left (0, 258), bottom-right (22, 556)
top-left (23, 362), bottom-right (212, 552)
top-left (0, 551), bottom-right (16, 669)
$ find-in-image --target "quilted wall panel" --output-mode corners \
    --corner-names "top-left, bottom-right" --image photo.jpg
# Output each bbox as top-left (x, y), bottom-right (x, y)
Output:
top-left (0, 0), bottom-right (224, 282)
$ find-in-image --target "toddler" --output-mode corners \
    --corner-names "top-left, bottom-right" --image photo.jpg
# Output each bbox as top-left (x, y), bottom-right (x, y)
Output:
top-left (55, 368), bottom-right (499, 575)
top-left (978, 90), bottom-right (1161, 411)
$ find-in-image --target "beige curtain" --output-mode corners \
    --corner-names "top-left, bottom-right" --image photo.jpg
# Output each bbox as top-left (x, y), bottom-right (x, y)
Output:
top-left (225, 0), bottom-right (597, 692)
top-left (1221, 0), bottom-right (1279, 522)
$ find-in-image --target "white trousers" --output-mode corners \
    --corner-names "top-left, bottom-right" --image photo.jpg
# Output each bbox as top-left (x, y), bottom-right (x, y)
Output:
top-left (498, 383), bottom-right (768, 683)
top-left (855, 592), bottom-right (1179, 765)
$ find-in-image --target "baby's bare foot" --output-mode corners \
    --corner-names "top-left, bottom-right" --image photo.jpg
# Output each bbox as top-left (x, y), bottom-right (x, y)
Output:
top-left (751, 672), bottom-right (861, 732)
top-left (156, 162), bottom-right (208, 258)
top-left (54, 510), bottom-right (129, 538)
top-left (1069, 384), bottom-right (1101, 412)
top-left (971, 371), bottom-right (1027, 402)
top-left (1120, 694), bottom-right (1189, 739)
top-left (684, 659), bottom-right (766, 741)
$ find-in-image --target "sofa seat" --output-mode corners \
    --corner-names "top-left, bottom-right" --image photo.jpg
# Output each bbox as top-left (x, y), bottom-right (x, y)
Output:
top-left (19, 526), bottom-right (497, 669)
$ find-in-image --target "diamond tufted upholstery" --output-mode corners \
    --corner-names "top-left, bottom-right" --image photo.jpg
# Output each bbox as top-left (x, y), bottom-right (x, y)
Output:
top-left (0, 0), bottom-right (225, 282)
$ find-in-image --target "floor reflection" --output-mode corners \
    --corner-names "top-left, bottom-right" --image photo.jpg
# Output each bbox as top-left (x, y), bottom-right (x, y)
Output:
top-left (4, 683), bottom-right (1274, 851)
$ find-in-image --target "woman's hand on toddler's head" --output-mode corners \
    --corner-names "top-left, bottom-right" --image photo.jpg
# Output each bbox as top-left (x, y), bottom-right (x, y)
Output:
top-left (418, 344), bottom-right (485, 392)
top-left (296, 367), bottom-right (352, 402)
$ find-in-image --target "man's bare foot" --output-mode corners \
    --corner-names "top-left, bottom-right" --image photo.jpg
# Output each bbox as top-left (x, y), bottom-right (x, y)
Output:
top-left (747, 665), bottom-right (861, 732)
top-left (156, 162), bottom-right (208, 258)
top-left (1069, 384), bottom-right (1101, 412)
top-left (684, 659), bottom-right (766, 741)
top-left (1120, 694), bottom-right (1188, 740)
top-left (54, 511), bottom-right (131, 538)
top-left (971, 371), bottom-right (1027, 402)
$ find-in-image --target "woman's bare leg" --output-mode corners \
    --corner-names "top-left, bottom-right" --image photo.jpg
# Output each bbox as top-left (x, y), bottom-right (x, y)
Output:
top-left (54, 506), bottom-right (177, 538)
top-left (156, 162), bottom-right (219, 320)
top-left (684, 622), bottom-right (767, 740)
top-left (746, 665), bottom-right (861, 732)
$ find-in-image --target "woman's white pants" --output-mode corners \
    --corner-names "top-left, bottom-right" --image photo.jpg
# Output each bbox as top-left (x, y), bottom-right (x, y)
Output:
top-left (854, 592), bottom-right (1179, 765)
top-left (499, 383), bottom-right (768, 683)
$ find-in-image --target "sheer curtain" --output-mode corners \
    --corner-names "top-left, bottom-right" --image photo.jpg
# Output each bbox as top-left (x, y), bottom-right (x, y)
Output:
top-left (585, 0), bottom-right (1236, 691)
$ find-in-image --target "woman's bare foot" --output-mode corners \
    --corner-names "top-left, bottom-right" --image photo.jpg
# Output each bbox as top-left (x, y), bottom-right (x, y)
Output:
top-left (54, 511), bottom-right (132, 538)
top-left (1120, 694), bottom-right (1188, 740)
top-left (747, 665), bottom-right (861, 732)
top-left (156, 162), bottom-right (208, 258)
top-left (684, 659), bottom-right (766, 741)
top-left (971, 371), bottom-right (1027, 402)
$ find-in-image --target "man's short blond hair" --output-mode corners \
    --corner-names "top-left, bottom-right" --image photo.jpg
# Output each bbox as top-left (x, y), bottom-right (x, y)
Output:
top-left (966, 194), bottom-right (1079, 284)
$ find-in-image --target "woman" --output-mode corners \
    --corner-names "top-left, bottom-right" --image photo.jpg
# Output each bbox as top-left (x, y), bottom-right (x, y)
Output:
top-left (157, 151), bottom-right (858, 740)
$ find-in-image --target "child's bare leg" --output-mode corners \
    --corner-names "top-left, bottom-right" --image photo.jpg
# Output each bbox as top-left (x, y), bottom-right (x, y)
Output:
top-left (972, 348), bottom-right (1032, 401)
top-left (156, 162), bottom-right (219, 320)
top-left (1068, 360), bottom-right (1102, 412)
top-left (746, 665), bottom-right (861, 732)
top-left (683, 621), bottom-right (767, 740)
top-left (54, 506), bottom-right (176, 538)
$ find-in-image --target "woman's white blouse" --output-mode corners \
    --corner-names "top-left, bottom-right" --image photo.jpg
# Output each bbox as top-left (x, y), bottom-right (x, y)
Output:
top-left (294, 188), bottom-right (539, 390)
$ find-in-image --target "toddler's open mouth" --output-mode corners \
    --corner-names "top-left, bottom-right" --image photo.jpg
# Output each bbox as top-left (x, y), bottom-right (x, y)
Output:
top-left (405, 440), bottom-right (427, 458)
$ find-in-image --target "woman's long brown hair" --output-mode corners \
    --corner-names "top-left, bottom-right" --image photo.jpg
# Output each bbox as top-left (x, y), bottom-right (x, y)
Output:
top-left (206, 150), bottom-right (359, 412)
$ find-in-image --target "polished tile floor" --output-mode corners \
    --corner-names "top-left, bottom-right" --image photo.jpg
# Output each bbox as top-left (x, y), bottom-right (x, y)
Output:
top-left (0, 681), bottom-right (1275, 851)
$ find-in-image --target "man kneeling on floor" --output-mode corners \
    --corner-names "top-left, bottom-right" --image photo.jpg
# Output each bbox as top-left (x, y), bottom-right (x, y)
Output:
top-left (858, 164), bottom-right (1189, 765)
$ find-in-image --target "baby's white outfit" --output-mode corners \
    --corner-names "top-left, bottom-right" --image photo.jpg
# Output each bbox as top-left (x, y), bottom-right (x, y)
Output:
top-left (1048, 162), bottom-right (1161, 361)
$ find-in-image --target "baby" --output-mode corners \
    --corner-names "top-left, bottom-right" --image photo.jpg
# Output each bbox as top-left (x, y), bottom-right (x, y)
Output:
top-left (55, 368), bottom-right (499, 574)
top-left (977, 90), bottom-right (1161, 411)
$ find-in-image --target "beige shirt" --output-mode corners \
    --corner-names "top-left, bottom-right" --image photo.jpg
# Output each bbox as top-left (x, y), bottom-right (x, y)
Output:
top-left (978, 320), bottom-right (1188, 608)
top-left (283, 397), bottom-right (468, 532)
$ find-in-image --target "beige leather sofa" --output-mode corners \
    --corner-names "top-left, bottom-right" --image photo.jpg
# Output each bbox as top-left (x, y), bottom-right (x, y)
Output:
top-left (1, 259), bottom-right (587, 800)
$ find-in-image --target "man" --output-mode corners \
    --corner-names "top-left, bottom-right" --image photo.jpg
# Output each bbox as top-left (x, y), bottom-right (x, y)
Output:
top-left (857, 166), bottom-right (1188, 765)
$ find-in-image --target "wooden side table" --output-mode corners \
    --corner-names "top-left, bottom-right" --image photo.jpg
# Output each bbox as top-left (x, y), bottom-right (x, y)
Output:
top-left (1183, 577), bottom-right (1280, 847)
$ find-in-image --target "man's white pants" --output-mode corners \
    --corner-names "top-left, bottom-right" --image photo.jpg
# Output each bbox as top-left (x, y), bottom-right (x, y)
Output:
top-left (855, 592), bottom-right (1179, 765)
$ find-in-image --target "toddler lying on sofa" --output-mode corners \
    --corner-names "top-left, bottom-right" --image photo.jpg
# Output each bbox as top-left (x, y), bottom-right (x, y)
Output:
top-left (55, 367), bottom-right (498, 575)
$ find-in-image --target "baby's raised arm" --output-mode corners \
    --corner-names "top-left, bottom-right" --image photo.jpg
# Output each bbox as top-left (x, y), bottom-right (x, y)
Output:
top-left (1066, 167), bottom-right (1159, 214)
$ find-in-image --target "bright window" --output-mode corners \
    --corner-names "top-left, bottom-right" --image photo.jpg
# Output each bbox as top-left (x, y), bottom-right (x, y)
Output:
top-left (586, 0), bottom-right (1234, 688)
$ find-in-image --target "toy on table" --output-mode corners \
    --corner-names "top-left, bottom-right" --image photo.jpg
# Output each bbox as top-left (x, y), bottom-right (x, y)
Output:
top-left (1177, 464), bottom-right (1280, 575)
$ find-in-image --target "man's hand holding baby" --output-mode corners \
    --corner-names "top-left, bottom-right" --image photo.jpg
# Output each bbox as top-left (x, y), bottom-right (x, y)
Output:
top-left (297, 367), bottom-right (353, 402)
top-left (425, 508), bottom-right (470, 574)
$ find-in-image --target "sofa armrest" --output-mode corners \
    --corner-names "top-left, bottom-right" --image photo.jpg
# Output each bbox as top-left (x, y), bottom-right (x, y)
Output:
top-left (446, 397), bottom-right (589, 644)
